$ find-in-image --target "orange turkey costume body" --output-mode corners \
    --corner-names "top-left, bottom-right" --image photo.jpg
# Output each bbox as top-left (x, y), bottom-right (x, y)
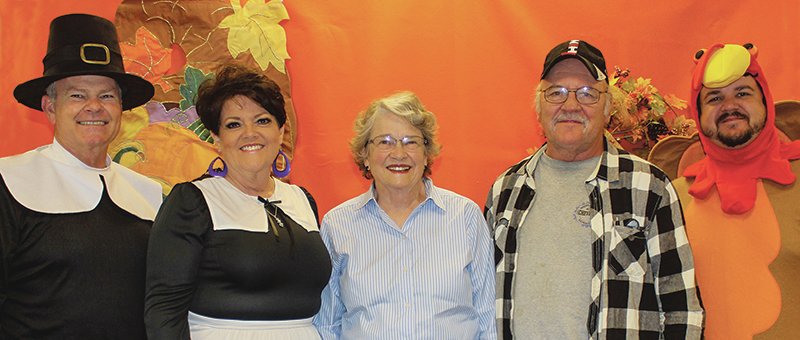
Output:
top-left (673, 43), bottom-right (800, 339)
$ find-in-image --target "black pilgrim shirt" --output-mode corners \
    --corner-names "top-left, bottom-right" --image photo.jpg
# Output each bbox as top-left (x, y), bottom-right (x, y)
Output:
top-left (144, 177), bottom-right (332, 340)
top-left (0, 174), bottom-right (151, 339)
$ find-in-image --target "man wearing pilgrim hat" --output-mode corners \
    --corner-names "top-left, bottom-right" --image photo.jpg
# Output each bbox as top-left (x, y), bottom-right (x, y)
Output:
top-left (0, 14), bottom-right (161, 338)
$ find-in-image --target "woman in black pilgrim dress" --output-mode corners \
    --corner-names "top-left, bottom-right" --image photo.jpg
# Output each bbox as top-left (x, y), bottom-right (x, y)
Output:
top-left (144, 64), bottom-right (331, 340)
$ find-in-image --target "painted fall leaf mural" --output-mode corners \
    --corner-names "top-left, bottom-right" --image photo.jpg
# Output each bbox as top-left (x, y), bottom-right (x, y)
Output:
top-left (121, 26), bottom-right (177, 92)
top-left (179, 66), bottom-right (214, 111)
top-left (218, 0), bottom-right (290, 73)
top-left (111, 0), bottom-right (298, 194)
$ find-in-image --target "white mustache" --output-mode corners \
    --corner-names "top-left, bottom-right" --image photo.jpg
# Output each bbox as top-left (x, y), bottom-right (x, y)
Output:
top-left (553, 112), bottom-right (588, 124)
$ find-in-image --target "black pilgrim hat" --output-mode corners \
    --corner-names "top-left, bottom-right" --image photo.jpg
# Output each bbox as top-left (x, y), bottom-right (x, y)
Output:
top-left (13, 13), bottom-right (154, 111)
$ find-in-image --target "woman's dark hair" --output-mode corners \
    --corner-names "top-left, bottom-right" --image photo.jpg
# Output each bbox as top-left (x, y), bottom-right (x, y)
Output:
top-left (195, 64), bottom-right (286, 135)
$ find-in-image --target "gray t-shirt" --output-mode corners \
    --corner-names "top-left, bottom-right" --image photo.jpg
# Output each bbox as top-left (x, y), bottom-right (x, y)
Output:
top-left (513, 152), bottom-right (598, 339)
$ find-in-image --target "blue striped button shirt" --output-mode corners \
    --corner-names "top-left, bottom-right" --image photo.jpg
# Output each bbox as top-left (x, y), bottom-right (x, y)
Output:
top-left (313, 179), bottom-right (497, 340)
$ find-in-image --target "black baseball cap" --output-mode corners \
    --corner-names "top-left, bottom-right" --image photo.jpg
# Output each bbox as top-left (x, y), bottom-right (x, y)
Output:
top-left (541, 39), bottom-right (608, 83)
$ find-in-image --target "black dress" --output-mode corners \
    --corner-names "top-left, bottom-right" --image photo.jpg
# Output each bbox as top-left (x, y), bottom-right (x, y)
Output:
top-left (144, 176), bottom-right (332, 340)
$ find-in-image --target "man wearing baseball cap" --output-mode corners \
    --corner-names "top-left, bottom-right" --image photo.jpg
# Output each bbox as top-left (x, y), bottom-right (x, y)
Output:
top-left (0, 14), bottom-right (161, 338)
top-left (484, 39), bottom-right (703, 339)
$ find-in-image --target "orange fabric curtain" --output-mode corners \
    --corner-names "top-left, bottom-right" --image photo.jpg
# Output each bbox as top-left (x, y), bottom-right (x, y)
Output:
top-left (2, 0), bottom-right (799, 214)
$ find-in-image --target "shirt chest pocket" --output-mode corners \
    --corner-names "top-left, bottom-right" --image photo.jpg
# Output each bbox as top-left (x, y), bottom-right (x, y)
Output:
top-left (607, 217), bottom-right (648, 280)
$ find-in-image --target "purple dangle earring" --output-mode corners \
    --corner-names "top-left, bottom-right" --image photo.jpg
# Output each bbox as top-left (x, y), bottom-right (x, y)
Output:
top-left (272, 150), bottom-right (291, 178)
top-left (208, 156), bottom-right (228, 177)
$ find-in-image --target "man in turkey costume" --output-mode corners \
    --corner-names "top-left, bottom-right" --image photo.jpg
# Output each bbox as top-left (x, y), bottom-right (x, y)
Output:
top-left (672, 42), bottom-right (800, 338)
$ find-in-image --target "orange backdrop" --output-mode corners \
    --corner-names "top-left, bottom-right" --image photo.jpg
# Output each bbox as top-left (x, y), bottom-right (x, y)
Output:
top-left (2, 0), bottom-right (799, 215)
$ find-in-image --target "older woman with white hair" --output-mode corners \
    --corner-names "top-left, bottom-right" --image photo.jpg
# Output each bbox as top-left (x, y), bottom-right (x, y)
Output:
top-left (313, 91), bottom-right (496, 339)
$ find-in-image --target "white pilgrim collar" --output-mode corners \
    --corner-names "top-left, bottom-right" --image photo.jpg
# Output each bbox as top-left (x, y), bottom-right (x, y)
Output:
top-left (0, 139), bottom-right (162, 220)
top-left (193, 176), bottom-right (318, 234)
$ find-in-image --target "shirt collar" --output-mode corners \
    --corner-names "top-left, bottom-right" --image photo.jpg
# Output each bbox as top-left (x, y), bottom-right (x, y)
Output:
top-left (524, 137), bottom-right (619, 185)
top-left (354, 177), bottom-right (444, 211)
top-left (42, 138), bottom-right (112, 170)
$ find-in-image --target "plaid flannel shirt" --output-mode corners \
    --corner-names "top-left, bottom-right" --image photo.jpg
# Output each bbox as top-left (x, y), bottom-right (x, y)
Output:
top-left (484, 139), bottom-right (703, 339)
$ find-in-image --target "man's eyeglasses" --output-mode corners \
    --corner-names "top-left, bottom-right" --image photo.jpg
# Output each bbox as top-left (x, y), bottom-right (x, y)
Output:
top-left (367, 135), bottom-right (427, 152)
top-left (539, 86), bottom-right (607, 105)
